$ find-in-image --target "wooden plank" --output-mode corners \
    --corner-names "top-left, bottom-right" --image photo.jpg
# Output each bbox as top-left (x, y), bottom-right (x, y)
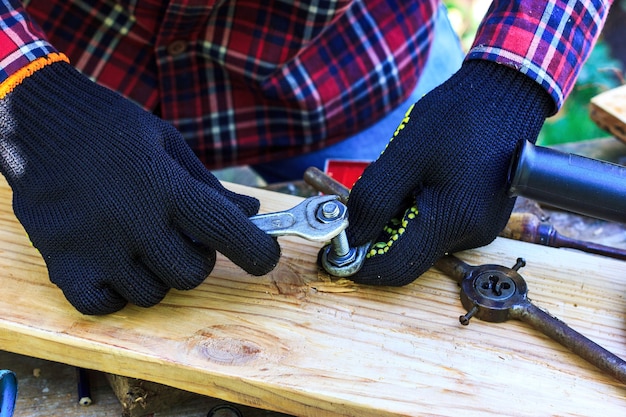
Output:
top-left (0, 176), bottom-right (625, 417)
top-left (590, 84), bottom-right (626, 143)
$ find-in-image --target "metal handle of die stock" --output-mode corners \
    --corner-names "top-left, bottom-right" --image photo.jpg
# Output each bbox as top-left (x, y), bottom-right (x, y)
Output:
top-left (435, 254), bottom-right (626, 385)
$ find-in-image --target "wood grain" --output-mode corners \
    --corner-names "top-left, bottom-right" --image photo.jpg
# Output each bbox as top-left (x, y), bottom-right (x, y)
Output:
top-left (590, 84), bottom-right (626, 143)
top-left (0, 177), bottom-right (625, 416)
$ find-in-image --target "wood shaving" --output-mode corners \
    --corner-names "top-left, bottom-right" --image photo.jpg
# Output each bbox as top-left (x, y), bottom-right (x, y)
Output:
top-left (309, 278), bottom-right (359, 293)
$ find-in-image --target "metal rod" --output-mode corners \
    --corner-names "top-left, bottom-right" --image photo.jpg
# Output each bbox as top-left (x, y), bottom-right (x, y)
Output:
top-left (512, 302), bottom-right (626, 385)
top-left (434, 255), bottom-right (471, 285)
top-left (501, 212), bottom-right (626, 261)
top-left (303, 167), bottom-right (350, 202)
top-left (547, 230), bottom-right (626, 261)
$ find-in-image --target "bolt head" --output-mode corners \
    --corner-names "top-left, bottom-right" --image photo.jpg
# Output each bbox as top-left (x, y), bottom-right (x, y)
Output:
top-left (316, 200), bottom-right (347, 224)
top-left (321, 201), bottom-right (340, 219)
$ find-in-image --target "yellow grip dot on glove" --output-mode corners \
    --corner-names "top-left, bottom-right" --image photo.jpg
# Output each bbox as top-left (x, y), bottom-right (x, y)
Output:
top-left (366, 205), bottom-right (419, 259)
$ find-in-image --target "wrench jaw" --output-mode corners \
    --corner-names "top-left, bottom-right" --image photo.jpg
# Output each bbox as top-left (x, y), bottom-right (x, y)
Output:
top-left (307, 195), bottom-right (349, 242)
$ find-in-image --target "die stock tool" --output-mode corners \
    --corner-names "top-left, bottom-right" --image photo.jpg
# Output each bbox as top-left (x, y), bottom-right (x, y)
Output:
top-left (301, 140), bottom-right (626, 385)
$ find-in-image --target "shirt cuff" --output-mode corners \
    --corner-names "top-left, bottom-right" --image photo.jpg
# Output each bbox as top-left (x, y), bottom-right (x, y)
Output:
top-left (466, 0), bottom-right (611, 113)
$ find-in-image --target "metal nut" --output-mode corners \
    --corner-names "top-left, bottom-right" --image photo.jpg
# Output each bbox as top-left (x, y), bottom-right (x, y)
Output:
top-left (325, 246), bottom-right (357, 267)
top-left (321, 243), bottom-right (368, 277)
top-left (316, 201), bottom-right (347, 224)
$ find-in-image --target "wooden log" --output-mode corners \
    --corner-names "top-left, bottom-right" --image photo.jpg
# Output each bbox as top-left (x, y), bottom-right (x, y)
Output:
top-left (590, 84), bottom-right (626, 143)
top-left (0, 176), bottom-right (625, 417)
top-left (105, 373), bottom-right (197, 417)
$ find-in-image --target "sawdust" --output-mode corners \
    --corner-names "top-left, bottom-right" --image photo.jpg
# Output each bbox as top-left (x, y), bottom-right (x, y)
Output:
top-left (308, 269), bottom-right (359, 293)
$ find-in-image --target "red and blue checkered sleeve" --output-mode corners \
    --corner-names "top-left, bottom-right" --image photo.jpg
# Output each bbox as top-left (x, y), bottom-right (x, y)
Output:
top-left (467, 0), bottom-right (612, 112)
top-left (0, 0), bottom-right (68, 98)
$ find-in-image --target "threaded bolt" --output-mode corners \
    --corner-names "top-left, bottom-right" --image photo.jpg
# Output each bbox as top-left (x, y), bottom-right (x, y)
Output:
top-left (330, 231), bottom-right (351, 257)
top-left (321, 201), bottom-right (340, 219)
top-left (460, 306), bottom-right (479, 326)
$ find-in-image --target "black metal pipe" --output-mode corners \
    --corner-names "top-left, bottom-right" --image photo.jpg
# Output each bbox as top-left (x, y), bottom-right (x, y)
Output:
top-left (508, 140), bottom-right (626, 224)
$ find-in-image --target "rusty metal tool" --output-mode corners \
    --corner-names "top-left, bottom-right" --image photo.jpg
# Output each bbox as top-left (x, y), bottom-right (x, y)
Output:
top-left (303, 167), bottom-right (351, 204)
top-left (249, 194), bottom-right (348, 243)
top-left (502, 212), bottom-right (626, 261)
top-left (435, 254), bottom-right (626, 385)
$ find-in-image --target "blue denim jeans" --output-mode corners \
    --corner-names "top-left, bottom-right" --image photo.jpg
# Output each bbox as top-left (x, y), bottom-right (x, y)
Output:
top-left (252, 5), bottom-right (464, 183)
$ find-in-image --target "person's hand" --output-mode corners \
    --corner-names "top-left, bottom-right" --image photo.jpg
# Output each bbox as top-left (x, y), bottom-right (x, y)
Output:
top-left (0, 58), bottom-right (280, 314)
top-left (345, 60), bottom-right (553, 285)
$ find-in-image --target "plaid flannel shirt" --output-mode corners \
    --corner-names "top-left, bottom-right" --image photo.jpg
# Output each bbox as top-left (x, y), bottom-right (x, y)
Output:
top-left (0, 0), bottom-right (613, 168)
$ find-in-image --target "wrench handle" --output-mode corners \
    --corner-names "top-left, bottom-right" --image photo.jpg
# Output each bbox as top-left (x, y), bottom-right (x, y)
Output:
top-left (249, 212), bottom-right (296, 236)
top-left (513, 302), bottom-right (626, 385)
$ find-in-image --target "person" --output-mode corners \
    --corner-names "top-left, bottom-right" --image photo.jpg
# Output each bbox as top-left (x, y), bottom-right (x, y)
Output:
top-left (0, 0), bottom-right (612, 314)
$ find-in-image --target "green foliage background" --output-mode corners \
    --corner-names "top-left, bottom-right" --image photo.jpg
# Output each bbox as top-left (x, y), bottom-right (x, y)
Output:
top-left (538, 41), bottom-right (623, 145)
top-left (444, 0), bottom-right (624, 146)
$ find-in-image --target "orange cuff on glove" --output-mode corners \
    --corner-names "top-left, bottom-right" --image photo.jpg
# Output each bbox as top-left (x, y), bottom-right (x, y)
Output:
top-left (0, 52), bottom-right (69, 100)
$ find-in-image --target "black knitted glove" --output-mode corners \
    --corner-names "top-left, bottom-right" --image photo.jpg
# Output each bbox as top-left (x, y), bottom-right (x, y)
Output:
top-left (345, 60), bottom-right (553, 285)
top-left (0, 61), bottom-right (280, 314)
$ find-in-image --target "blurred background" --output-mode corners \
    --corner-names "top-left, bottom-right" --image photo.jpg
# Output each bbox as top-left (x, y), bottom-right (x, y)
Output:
top-left (444, 0), bottom-right (626, 146)
top-left (214, 1), bottom-right (626, 186)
